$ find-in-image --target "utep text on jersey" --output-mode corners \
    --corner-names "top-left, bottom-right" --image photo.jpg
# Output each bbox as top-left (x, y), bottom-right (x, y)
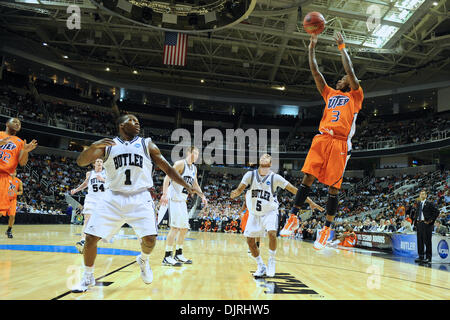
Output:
top-left (113, 153), bottom-right (144, 169)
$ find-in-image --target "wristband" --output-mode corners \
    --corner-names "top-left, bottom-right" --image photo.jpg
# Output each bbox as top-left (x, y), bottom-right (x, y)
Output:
top-left (338, 43), bottom-right (346, 51)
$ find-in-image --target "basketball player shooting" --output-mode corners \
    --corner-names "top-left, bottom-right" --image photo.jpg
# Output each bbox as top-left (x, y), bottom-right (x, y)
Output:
top-left (290, 32), bottom-right (364, 250)
top-left (230, 154), bottom-right (323, 278)
top-left (71, 114), bottom-right (203, 292)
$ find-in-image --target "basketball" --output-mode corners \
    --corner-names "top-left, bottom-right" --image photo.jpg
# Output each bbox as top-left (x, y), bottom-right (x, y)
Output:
top-left (303, 12), bottom-right (325, 35)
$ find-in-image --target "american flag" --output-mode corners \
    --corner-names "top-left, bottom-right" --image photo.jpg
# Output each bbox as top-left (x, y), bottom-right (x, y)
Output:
top-left (163, 32), bottom-right (188, 66)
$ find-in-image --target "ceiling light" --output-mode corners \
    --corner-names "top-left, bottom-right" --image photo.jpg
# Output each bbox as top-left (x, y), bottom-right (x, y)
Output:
top-left (200, 79), bottom-right (205, 83)
top-left (106, 67), bottom-right (110, 71)
top-left (63, 55), bottom-right (68, 59)
top-left (433, 2), bottom-right (438, 6)
top-left (133, 70), bottom-right (138, 74)
top-left (42, 42), bottom-right (48, 46)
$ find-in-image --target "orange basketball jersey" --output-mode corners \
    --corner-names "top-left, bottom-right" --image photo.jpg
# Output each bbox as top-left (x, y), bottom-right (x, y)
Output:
top-left (319, 85), bottom-right (364, 140)
top-left (0, 132), bottom-right (24, 175)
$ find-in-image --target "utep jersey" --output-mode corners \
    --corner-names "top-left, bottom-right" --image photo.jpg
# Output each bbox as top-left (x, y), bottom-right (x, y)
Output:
top-left (0, 132), bottom-right (24, 175)
top-left (245, 170), bottom-right (280, 216)
top-left (168, 160), bottom-right (196, 201)
top-left (103, 136), bottom-right (153, 194)
top-left (85, 169), bottom-right (107, 203)
top-left (319, 85), bottom-right (364, 143)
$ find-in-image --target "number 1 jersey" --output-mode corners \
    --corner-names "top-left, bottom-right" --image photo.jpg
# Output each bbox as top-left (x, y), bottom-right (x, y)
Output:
top-left (103, 136), bottom-right (154, 194)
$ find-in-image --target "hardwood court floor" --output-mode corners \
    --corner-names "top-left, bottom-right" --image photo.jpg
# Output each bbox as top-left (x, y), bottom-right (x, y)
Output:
top-left (0, 225), bottom-right (448, 300)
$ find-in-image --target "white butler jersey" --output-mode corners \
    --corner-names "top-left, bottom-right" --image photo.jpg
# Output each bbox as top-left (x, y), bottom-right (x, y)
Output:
top-left (103, 136), bottom-right (154, 194)
top-left (85, 169), bottom-right (107, 203)
top-left (168, 160), bottom-right (196, 201)
top-left (241, 170), bottom-right (289, 216)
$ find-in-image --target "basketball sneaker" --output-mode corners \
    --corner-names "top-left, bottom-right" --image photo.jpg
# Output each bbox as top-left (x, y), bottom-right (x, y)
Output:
top-left (76, 240), bottom-right (85, 254)
top-left (162, 256), bottom-right (182, 267)
top-left (266, 257), bottom-right (276, 277)
top-left (136, 255), bottom-right (153, 284)
top-left (253, 264), bottom-right (267, 278)
top-left (71, 272), bottom-right (95, 293)
top-left (314, 226), bottom-right (330, 250)
top-left (174, 254), bottom-right (192, 264)
top-left (5, 230), bottom-right (12, 238)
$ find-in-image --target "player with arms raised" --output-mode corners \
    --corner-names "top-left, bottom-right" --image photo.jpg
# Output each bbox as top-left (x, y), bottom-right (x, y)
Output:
top-left (290, 32), bottom-right (364, 250)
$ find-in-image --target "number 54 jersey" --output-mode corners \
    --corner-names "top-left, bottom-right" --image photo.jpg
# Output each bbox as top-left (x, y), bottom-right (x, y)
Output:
top-left (103, 136), bottom-right (154, 194)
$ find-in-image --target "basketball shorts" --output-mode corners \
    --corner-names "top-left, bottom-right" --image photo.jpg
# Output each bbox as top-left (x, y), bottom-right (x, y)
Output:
top-left (7, 199), bottom-right (17, 217)
top-left (82, 198), bottom-right (100, 216)
top-left (0, 174), bottom-right (12, 215)
top-left (244, 210), bottom-right (278, 238)
top-left (168, 199), bottom-right (189, 229)
top-left (84, 189), bottom-right (157, 242)
top-left (301, 133), bottom-right (351, 189)
top-left (240, 212), bottom-right (249, 232)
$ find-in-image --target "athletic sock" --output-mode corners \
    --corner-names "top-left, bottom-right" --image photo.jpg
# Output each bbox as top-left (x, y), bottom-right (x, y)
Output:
top-left (84, 266), bottom-right (94, 275)
top-left (256, 241), bottom-right (260, 248)
top-left (254, 255), bottom-right (264, 266)
top-left (164, 251), bottom-right (172, 258)
top-left (268, 249), bottom-right (276, 259)
top-left (140, 252), bottom-right (150, 262)
top-left (175, 248), bottom-right (182, 256)
top-left (6, 227), bottom-right (11, 232)
top-left (325, 194), bottom-right (338, 228)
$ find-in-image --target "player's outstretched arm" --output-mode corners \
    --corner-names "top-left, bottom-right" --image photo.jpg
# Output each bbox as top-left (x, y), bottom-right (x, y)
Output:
top-left (308, 34), bottom-right (327, 94)
top-left (230, 183), bottom-right (246, 199)
top-left (71, 172), bottom-right (90, 195)
top-left (334, 32), bottom-right (359, 90)
top-left (77, 138), bottom-right (115, 167)
top-left (148, 141), bottom-right (203, 197)
top-left (19, 139), bottom-right (38, 166)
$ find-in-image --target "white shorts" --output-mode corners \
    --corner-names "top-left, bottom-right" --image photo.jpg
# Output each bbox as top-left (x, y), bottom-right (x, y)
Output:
top-left (85, 189), bottom-right (157, 242)
top-left (168, 199), bottom-right (189, 229)
top-left (83, 199), bottom-right (100, 216)
top-left (244, 210), bottom-right (278, 238)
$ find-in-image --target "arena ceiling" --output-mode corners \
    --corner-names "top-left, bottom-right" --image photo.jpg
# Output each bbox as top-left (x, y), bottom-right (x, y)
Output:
top-left (0, 0), bottom-right (449, 102)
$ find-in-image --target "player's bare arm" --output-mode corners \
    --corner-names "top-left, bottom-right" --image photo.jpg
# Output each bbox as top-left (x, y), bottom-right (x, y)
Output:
top-left (308, 34), bottom-right (327, 94)
top-left (71, 172), bottom-right (91, 195)
top-left (285, 183), bottom-right (325, 212)
top-left (18, 139), bottom-right (38, 166)
top-left (160, 160), bottom-right (184, 205)
top-left (17, 180), bottom-right (23, 196)
top-left (77, 138), bottom-right (115, 167)
top-left (230, 183), bottom-right (247, 199)
top-left (194, 170), bottom-right (208, 206)
top-left (148, 141), bottom-right (202, 197)
top-left (334, 32), bottom-right (359, 90)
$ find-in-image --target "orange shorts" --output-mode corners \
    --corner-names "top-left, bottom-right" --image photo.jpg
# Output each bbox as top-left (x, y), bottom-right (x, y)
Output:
top-left (0, 174), bottom-right (12, 215)
top-left (5, 199), bottom-right (16, 216)
top-left (302, 133), bottom-right (350, 189)
top-left (240, 212), bottom-right (249, 232)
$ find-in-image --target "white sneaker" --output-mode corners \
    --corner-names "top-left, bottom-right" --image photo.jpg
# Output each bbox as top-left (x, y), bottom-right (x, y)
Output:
top-left (71, 272), bottom-right (95, 293)
top-left (162, 255), bottom-right (182, 267)
top-left (253, 264), bottom-right (266, 277)
top-left (136, 255), bottom-right (153, 284)
top-left (266, 257), bottom-right (276, 277)
top-left (174, 254), bottom-right (192, 264)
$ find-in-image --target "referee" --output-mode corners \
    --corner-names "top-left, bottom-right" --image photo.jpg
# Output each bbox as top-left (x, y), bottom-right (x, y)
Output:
top-left (413, 189), bottom-right (440, 264)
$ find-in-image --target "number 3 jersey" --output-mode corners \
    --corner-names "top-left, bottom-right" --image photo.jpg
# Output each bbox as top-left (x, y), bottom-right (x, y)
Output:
top-left (168, 160), bottom-right (196, 202)
top-left (85, 169), bottom-right (107, 204)
top-left (103, 136), bottom-right (154, 194)
top-left (241, 170), bottom-right (289, 216)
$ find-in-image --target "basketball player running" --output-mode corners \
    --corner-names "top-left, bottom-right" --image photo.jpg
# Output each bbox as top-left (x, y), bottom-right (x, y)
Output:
top-left (160, 146), bottom-right (207, 266)
top-left (5, 171), bottom-right (23, 238)
top-left (0, 118), bottom-right (37, 238)
top-left (230, 154), bottom-right (323, 277)
top-left (289, 32), bottom-right (364, 250)
top-left (70, 158), bottom-right (107, 253)
top-left (71, 114), bottom-right (202, 292)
